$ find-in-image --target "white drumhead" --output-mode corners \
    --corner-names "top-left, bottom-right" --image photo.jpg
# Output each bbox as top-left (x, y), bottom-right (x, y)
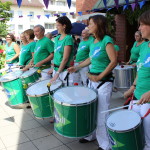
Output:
top-left (0, 67), bottom-right (8, 73)
top-left (0, 71), bottom-right (23, 82)
top-left (53, 86), bottom-right (97, 105)
top-left (26, 79), bottom-right (62, 96)
top-left (106, 110), bottom-right (141, 131)
top-left (115, 65), bottom-right (134, 70)
top-left (42, 68), bottom-right (51, 73)
top-left (21, 68), bottom-right (37, 78)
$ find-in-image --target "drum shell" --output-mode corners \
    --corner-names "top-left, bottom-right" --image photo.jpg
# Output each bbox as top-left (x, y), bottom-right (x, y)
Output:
top-left (114, 67), bottom-right (136, 88)
top-left (1, 78), bottom-right (28, 106)
top-left (54, 99), bottom-right (97, 138)
top-left (28, 94), bottom-right (53, 118)
top-left (107, 123), bottom-right (144, 150)
top-left (21, 71), bottom-right (40, 85)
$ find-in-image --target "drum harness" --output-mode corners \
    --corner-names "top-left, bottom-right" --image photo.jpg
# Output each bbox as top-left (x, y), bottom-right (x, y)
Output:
top-left (54, 64), bottom-right (70, 86)
top-left (88, 72), bottom-right (114, 89)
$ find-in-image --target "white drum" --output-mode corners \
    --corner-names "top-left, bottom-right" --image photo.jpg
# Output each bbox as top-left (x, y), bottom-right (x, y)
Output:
top-left (41, 68), bottom-right (52, 80)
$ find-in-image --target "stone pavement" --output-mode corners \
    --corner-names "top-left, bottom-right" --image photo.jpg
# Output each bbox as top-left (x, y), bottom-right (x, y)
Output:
top-left (0, 86), bottom-right (125, 150)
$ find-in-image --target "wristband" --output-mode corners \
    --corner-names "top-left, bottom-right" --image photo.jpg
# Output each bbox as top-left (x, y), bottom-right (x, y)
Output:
top-left (132, 84), bottom-right (136, 87)
top-left (56, 71), bottom-right (60, 75)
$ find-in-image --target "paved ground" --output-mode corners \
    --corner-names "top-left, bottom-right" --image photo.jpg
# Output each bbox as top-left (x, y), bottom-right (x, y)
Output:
top-left (0, 85), bottom-right (125, 150)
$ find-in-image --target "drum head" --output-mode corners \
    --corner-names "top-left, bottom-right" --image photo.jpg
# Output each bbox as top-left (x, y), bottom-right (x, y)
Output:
top-left (115, 65), bottom-right (134, 70)
top-left (106, 110), bottom-right (141, 132)
top-left (26, 79), bottom-right (62, 96)
top-left (21, 68), bottom-right (37, 78)
top-left (0, 71), bottom-right (23, 82)
top-left (53, 86), bottom-right (97, 105)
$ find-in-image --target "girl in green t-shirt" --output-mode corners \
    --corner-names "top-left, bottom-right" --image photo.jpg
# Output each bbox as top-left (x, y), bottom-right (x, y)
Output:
top-left (68, 15), bottom-right (117, 150)
top-left (49, 16), bottom-right (74, 86)
top-left (5, 33), bottom-right (20, 66)
top-left (124, 10), bottom-right (150, 150)
top-left (126, 31), bottom-right (145, 65)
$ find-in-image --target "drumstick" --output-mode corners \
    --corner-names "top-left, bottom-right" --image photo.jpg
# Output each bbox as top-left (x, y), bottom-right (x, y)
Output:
top-left (101, 103), bottom-right (137, 113)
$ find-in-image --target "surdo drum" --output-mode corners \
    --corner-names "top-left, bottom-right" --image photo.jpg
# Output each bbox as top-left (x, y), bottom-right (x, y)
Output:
top-left (106, 110), bottom-right (144, 150)
top-left (53, 86), bottom-right (97, 138)
top-left (26, 79), bottom-right (62, 119)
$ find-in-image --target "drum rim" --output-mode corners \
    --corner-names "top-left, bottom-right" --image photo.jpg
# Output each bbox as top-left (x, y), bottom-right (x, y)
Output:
top-left (53, 86), bottom-right (97, 106)
top-left (54, 98), bottom-right (97, 106)
top-left (0, 76), bottom-right (19, 82)
top-left (20, 69), bottom-right (38, 78)
top-left (107, 122), bottom-right (142, 133)
top-left (26, 79), bottom-right (62, 97)
top-left (106, 110), bottom-right (142, 133)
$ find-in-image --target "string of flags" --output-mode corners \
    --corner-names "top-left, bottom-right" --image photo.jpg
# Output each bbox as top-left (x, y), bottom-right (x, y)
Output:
top-left (0, 0), bottom-right (146, 21)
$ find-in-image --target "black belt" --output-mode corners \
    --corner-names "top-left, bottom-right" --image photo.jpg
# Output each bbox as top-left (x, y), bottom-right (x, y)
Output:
top-left (54, 64), bottom-right (69, 70)
top-left (89, 72), bottom-right (114, 89)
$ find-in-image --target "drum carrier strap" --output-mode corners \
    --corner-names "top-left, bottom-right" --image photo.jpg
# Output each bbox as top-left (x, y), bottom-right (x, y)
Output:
top-left (89, 72), bottom-right (114, 89)
top-left (54, 64), bottom-right (70, 86)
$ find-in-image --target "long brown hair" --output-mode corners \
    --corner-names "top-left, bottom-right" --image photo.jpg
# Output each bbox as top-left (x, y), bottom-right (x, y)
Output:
top-left (89, 15), bottom-right (110, 40)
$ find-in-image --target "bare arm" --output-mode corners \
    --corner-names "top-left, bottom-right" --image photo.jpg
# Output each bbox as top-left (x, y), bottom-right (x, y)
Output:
top-left (35, 53), bottom-right (54, 67)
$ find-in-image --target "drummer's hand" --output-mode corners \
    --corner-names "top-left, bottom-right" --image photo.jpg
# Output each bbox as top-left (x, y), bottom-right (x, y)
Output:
top-left (34, 62), bottom-right (43, 68)
top-left (67, 66), bottom-right (77, 73)
top-left (137, 91), bottom-right (150, 105)
top-left (6, 59), bottom-right (12, 62)
top-left (49, 73), bottom-right (59, 83)
top-left (124, 86), bottom-right (135, 98)
top-left (87, 73), bottom-right (100, 82)
top-left (22, 67), bottom-right (29, 72)
top-left (48, 68), bottom-right (53, 74)
top-left (131, 63), bottom-right (136, 67)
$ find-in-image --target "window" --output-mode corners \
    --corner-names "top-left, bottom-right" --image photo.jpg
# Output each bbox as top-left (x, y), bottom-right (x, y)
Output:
top-left (18, 25), bottom-right (23, 30)
top-left (18, 10), bottom-right (22, 16)
top-left (49, 0), bottom-right (54, 5)
top-left (30, 25), bottom-right (34, 29)
top-left (29, 11), bottom-right (34, 19)
top-left (9, 24), bottom-right (15, 31)
top-left (45, 23), bottom-right (54, 29)
top-left (56, 1), bottom-right (65, 6)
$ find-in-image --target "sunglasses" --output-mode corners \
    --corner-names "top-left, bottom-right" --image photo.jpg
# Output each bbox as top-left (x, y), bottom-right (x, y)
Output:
top-left (6, 37), bottom-right (11, 39)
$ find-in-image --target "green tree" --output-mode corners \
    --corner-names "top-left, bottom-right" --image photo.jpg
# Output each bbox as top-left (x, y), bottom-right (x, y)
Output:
top-left (0, 1), bottom-right (12, 37)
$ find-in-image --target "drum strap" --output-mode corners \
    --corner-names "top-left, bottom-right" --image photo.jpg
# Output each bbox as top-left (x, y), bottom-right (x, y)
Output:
top-left (141, 109), bottom-right (150, 119)
top-left (96, 78), bottom-right (114, 89)
top-left (64, 72), bottom-right (70, 86)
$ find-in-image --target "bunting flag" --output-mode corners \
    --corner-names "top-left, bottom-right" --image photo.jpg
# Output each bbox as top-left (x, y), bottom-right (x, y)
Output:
top-left (114, 0), bottom-right (119, 9)
top-left (139, 0), bottom-right (146, 9)
top-left (54, 14), bottom-right (58, 16)
top-left (45, 14), bottom-right (50, 18)
top-left (19, 15), bottom-right (23, 18)
top-left (131, 3), bottom-right (136, 11)
top-left (70, 12), bottom-right (74, 15)
top-left (107, 8), bottom-right (113, 11)
top-left (123, 5), bottom-right (128, 10)
top-left (27, 14), bottom-right (32, 17)
top-left (37, 15), bottom-right (41, 19)
top-left (125, 0), bottom-right (129, 5)
top-left (61, 13), bottom-right (66, 16)
top-left (135, 0), bottom-right (138, 4)
top-left (103, 0), bottom-right (107, 8)
top-left (17, 0), bottom-right (22, 8)
top-left (78, 12), bottom-right (82, 16)
top-left (67, 0), bottom-right (71, 9)
top-left (0, 18), bottom-right (5, 21)
top-left (43, 0), bottom-right (49, 9)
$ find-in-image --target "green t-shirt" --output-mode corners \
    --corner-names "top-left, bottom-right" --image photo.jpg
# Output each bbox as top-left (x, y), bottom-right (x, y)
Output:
top-left (130, 41), bottom-right (144, 64)
top-left (134, 41), bottom-right (150, 100)
top-left (6, 42), bottom-right (19, 64)
top-left (54, 34), bottom-right (74, 71)
top-left (89, 35), bottom-right (114, 73)
top-left (34, 37), bottom-right (54, 65)
top-left (114, 45), bottom-right (120, 52)
top-left (19, 42), bottom-right (36, 66)
top-left (75, 36), bottom-right (94, 62)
